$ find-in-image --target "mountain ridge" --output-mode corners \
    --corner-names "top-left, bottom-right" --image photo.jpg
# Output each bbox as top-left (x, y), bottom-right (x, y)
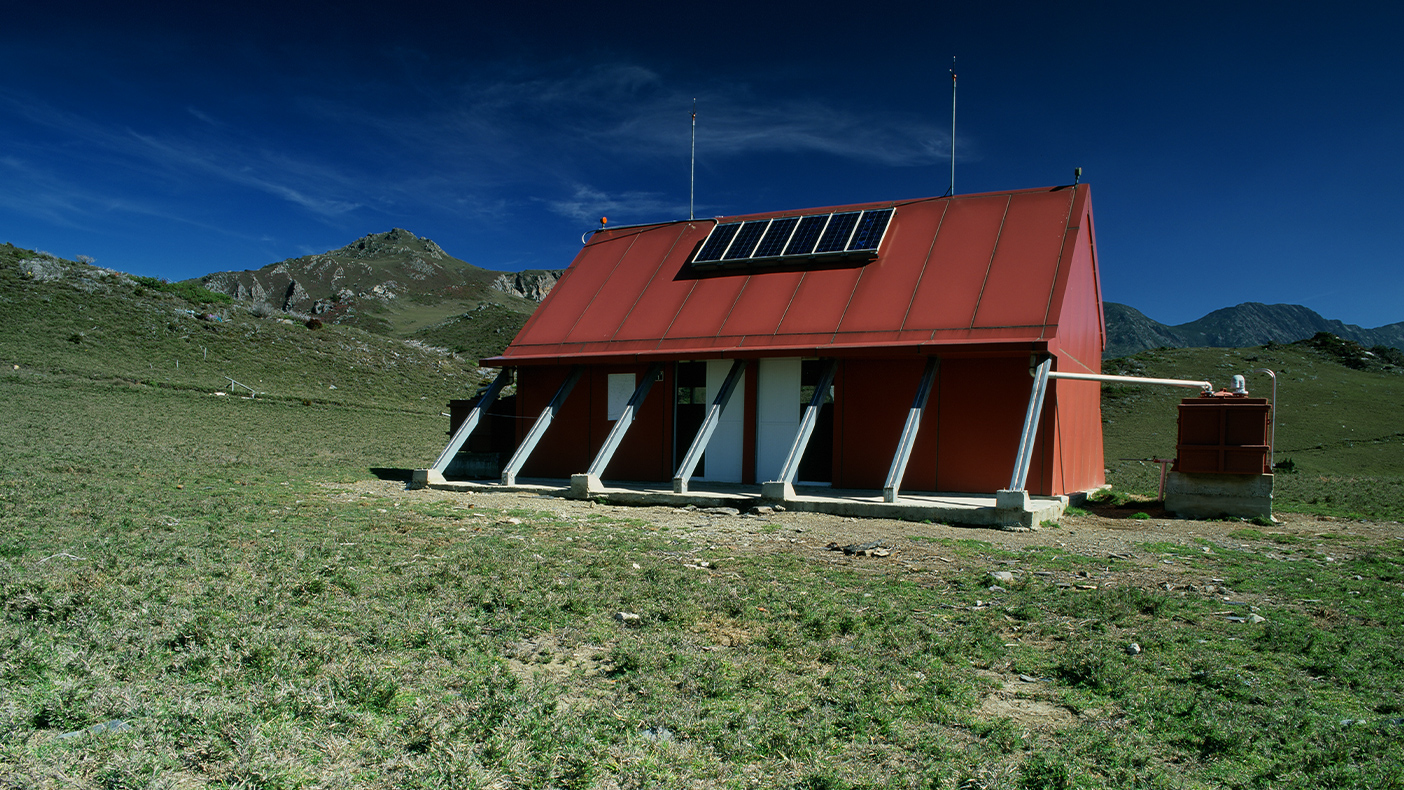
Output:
top-left (1104, 301), bottom-right (1404, 358)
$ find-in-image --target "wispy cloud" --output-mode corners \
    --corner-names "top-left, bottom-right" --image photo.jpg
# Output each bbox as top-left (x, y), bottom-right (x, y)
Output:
top-left (540, 183), bottom-right (687, 223)
top-left (0, 90), bottom-right (366, 222)
top-left (432, 63), bottom-right (952, 167)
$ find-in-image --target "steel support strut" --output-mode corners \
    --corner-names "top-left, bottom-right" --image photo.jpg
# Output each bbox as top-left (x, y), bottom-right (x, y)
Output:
top-left (501, 366), bottom-right (583, 486)
top-left (430, 368), bottom-right (512, 475)
top-left (672, 359), bottom-right (747, 494)
top-left (1009, 357), bottom-right (1053, 492)
top-left (882, 357), bottom-right (940, 503)
top-left (586, 363), bottom-right (664, 479)
top-left (774, 359), bottom-right (838, 484)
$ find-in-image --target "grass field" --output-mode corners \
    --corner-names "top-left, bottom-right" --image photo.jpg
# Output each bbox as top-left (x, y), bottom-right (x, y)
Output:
top-left (2, 244), bottom-right (1403, 787)
top-left (3, 371), bottom-right (1402, 789)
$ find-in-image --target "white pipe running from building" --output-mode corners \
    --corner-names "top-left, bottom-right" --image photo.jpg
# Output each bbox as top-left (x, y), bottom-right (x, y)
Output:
top-left (1048, 371), bottom-right (1212, 391)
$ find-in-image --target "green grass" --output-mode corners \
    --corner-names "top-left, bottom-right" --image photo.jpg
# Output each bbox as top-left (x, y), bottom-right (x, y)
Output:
top-left (1103, 346), bottom-right (1404, 520)
top-left (3, 242), bottom-right (1404, 787)
top-left (2, 377), bottom-right (1401, 787)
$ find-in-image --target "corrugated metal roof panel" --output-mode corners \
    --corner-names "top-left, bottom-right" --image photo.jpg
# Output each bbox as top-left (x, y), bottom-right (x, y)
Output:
top-left (494, 186), bottom-right (1094, 364)
top-left (971, 189), bottom-right (1075, 330)
top-left (900, 193), bottom-right (1011, 332)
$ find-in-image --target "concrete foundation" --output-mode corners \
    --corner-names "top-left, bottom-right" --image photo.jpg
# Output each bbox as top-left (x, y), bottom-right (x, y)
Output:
top-left (570, 473), bottom-right (605, 498)
top-left (409, 468), bottom-right (446, 490)
top-left (1164, 472), bottom-right (1273, 520)
top-left (420, 477), bottom-right (1069, 529)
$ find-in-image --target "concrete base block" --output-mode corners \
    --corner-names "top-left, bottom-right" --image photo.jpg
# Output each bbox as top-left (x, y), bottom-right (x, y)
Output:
top-left (1165, 472), bottom-right (1273, 520)
top-left (409, 468), bottom-right (445, 490)
top-left (996, 489), bottom-right (1031, 510)
top-left (570, 473), bottom-right (604, 499)
top-left (761, 481), bottom-right (795, 502)
top-left (993, 489), bottom-right (1067, 529)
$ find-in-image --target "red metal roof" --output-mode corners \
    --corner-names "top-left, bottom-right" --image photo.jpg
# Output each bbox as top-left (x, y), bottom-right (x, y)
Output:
top-left (488, 185), bottom-right (1099, 365)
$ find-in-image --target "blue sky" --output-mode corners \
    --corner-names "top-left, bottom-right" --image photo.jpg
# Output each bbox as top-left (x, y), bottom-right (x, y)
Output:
top-left (4, 1), bottom-right (1402, 329)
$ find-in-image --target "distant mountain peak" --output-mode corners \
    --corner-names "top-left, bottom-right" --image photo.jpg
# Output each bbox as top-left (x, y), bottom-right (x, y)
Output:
top-left (1104, 301), bottom-right (1404, 358)
top-left (330, 228), bottom-right (447, 260)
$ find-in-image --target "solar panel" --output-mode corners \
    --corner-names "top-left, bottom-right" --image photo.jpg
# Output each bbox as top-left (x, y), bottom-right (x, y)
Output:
top-left (694, 223), bottom-right (742, 262)
top-left (721, 220), bottom-right (770, 260)
top-left (814, 212), bottom-right (860, 253)
top-left (753, 216), bottom-right (798, 257)
top-left (847, 208), bottom-right (893, 251)
top-left (784, 215), bottom-right (830, 256)
top-left (692, 207), bottom-right (895, 269)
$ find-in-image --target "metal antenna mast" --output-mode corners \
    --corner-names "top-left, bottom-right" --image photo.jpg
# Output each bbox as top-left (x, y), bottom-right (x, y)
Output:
top-left (690, 98), bottom-right (697, 220)
top-left (948, 57), bottom-right (957, 197)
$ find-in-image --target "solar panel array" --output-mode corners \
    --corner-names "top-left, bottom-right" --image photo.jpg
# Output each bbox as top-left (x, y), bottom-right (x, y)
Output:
top-left (692, 207), bottom-right (894, 269)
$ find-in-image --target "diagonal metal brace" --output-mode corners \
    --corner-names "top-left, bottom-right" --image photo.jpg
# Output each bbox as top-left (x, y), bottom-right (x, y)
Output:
top-left (586, 362), bottom-right (665, 479)
top-left (883, 357), bottom-right (940, 502)
top-left (672, 359), bottom-right (747, 493)
top-left (1008, 357), bottom-right (1053, 492)
top-left (430, 368), bottom-right (512, 474)
top-left (774, 359), bottom-right (838, 484)
top-left (501, 366), bottom-right (583, 486)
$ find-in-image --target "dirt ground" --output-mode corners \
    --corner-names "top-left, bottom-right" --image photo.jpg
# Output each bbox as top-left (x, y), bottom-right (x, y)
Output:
top-left (339, 479), bottom-right (1403, 582)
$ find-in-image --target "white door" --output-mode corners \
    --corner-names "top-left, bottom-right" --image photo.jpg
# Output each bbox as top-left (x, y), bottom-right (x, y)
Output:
top-left (756, 358), bottom-right (801, 483)
top-left (696, 360), bottom-right (745, 482)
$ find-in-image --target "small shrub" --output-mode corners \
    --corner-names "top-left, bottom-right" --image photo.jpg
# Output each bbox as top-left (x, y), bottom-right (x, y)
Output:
top-left (1130, 512), bottom-right (1151, 520)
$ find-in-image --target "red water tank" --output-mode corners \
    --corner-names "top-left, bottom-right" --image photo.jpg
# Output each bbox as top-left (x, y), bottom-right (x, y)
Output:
top-left (1172, 394), bottom-right (1272, 475)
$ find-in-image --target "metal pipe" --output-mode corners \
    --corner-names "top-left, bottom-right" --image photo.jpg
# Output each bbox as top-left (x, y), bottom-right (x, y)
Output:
top-left (586, 362), bottom-right (664, 478)
top-left (501, 366), bottom-right (583, 486)
top-left (431, 368), bottom-right (512, 474)
top-left (1049, 371), bottom-right (1212, 391)
top-left (1250, 368), bottom-right (1278, 468)
top-left (582, 216), bottom-right (718, 244)
top-left (776, 359), bottom-right (838, 484)
top-left (1009, 358), bottom-right (1052, 491)
top-left (883, 357), bottom-right (940, 502)
top-left (672, 359), bottom-right (747, 493)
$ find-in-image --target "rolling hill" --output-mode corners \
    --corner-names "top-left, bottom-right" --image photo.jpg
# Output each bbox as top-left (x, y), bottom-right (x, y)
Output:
top-left (194, 228), bottom-right (561, 362)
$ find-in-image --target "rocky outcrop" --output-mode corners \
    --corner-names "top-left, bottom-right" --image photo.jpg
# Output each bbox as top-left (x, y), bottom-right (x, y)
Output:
top-left (491, 269), bottom-right (562, 302)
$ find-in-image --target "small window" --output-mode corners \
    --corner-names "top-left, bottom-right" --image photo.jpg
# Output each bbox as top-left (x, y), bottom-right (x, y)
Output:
top-left (607, 374), bottom-right (635, 420)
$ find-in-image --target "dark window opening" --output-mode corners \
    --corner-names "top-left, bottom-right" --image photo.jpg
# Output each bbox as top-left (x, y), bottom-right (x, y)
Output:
top-left (674, 361), bottom-right (707, 476)
top-left (797, 359), bottom-right (834, 484)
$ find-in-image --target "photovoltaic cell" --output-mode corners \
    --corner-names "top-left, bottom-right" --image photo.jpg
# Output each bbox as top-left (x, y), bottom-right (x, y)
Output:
top-left (847, 208), bottom-right (893, 251)
top-left (722, 220), bottom-right (770, 260)
top-left (753, 216), bottom-right (798, 257)
top-left (784, 215), bottom-right (829, 256)
top-left (692, 207), bottom-right (895, 267)
top-left (694, 223), bottom-right (742, 262)
top-left (814, 212), bottom-right (860, 253)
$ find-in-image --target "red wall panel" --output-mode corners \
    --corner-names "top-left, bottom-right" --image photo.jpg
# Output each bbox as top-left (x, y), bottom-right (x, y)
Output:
top-left (935, 356), bottom-right (1034, 494)
top-left (833, 358), bottom-right (940, 491)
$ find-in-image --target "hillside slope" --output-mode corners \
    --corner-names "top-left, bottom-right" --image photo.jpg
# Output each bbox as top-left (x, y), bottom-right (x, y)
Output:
top-left (0, 243), bottom-right (492, 412)
top-left (195, 229), bottom-right (561, 359)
